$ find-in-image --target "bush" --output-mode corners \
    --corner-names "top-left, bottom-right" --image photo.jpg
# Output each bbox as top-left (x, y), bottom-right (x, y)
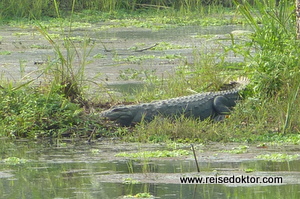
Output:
top-left (235, 0), bottom-right (298, 97)
top-left (0, 87), bottom-right (83, 138)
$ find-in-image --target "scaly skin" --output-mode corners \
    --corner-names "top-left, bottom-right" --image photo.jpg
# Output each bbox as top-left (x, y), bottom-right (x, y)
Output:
top-left (101, 77), bottom-right (249, 126)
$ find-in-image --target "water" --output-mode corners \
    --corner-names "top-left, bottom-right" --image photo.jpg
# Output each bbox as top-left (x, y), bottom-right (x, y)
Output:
top-left (0, 24), bottom-right (250, 84)
top-left (0, 140), bottom-right (299, 199)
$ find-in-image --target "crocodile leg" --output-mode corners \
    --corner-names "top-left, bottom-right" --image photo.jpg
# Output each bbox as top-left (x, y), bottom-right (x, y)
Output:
top-left (212, 95), bottom-right (236, 121)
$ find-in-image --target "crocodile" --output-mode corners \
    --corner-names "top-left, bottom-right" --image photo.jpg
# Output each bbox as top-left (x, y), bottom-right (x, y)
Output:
top-left (101, 77), bottom-right (249, 126)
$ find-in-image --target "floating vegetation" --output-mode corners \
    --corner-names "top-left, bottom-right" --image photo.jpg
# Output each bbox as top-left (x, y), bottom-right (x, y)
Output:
top-left (244, 168), bottom-right (255, 173)
top-left (3, 157), bottom-right (28, 165)
top-left (123, 192), bottom-right (154, 198)
top-left (90, 149), bottom-right (101, 154)
top-left (153, 42), bottom-right (188, 50)
top-left (12, 32), bottom-right (30, 36)
top-left (115, 55), bottom-right (156, 64)
top-left (0, 51), bottom-right (11, 55)
top-left (255, 153), bottom-right (299, 162)
top-left (93, 53), bottom-right (106, 59)
top-left (222, 145), bottom-right (249, 154)
top-left (122, 178), bottom-right (140, 184)
top-left (115, 149), bottom-right (190, 158)
top-left (30, 44), bottom-right (51, 49)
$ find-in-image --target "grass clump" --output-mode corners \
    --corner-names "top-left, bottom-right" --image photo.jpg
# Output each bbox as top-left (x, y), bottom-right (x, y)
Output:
top-left (233, 0), bottom-right (300, 135)
top-left (0, 84), bottom-right (109, 138)
top-left (0, 86), bottom-right (82, 138)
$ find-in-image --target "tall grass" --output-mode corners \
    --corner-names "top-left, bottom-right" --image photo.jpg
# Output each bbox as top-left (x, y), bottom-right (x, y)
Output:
top-left (233, 0), bottom-right (299, 134)
top-left (0, 0), bottom-right (52, 19)
top-left (0, 0), bottom-right (255, 19)
top-left (235, 0), bottom-right (297, 97)
top-left (36, 0), bottom-right (94, 105)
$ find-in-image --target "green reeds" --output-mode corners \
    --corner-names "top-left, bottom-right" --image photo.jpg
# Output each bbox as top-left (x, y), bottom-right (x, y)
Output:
top-left (36, 0), bottom-right (94, 104)
top-left (0, 0), bottom-right (53, 19)
top-left (0, 0), bottom-right (250, 19)
top-left (235, 0), bottom-right (298, 97)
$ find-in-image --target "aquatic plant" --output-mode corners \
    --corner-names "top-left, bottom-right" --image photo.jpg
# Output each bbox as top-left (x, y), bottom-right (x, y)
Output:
top-left (222, 145), bottom-right (249, 154)
top-left (122, 178), bottom-right (140, 184)
top-left (255, 153), bottom-right (299, 162)
top-left (0, 51), bottom-right (11, 55)
top-left (244, 168), bottom-right (254, 173)
top-left (115, 149), bottom-right (190, 158)
top-left (3, 157), bottom-right (28, 165)
top-left (123, 192), bottom-right (154, 198)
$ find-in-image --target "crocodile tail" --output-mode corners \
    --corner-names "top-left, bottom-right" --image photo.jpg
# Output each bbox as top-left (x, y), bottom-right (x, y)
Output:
top-left (235, 77), bottom-right (250, 89)
top-left (220, 77), bottom-right (249, 91)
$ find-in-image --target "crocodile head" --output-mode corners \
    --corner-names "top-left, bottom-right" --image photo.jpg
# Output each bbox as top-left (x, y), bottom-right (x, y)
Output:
top-left (101, 106), bottom-right (135, 126)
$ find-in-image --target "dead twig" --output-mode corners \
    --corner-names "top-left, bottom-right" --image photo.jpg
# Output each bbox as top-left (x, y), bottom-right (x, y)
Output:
top-left (134, 43), bottom-right (158, 52)
top-left (87, 127), bottom-right (96, 143)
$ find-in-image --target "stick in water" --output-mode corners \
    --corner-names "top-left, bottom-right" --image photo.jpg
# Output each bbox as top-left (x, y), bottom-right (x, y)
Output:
top-left (191, 144), bottom-right (200, 172)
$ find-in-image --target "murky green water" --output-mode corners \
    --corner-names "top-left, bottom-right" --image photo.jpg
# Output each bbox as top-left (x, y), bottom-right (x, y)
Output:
top-left (0, 140), bottom-right (299, 199)
top-left (0, 24), bottom-right (250, 84)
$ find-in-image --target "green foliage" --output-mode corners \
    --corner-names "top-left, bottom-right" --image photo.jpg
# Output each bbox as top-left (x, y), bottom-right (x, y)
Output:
top-left (0, 0), bottom-right (110, 139)
top-left (0, 0), bottom-right (245, 20)
top-left (226, 0), bottom-right (300, 136)
top-left (236, 0), bottom-right (299, 97)
top-left (119, 68), bottom-right (157, 81)
top-left (0, 0), bottom-right (53, 19)
top-left (0, 87), bottom-right (83, 137)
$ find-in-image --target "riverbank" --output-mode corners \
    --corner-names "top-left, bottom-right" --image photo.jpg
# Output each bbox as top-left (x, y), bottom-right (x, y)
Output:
top-left (0, 2), bottom-right (299, 145)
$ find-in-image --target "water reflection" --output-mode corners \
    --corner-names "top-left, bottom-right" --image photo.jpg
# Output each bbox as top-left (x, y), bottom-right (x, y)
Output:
top-left (0, 140), bottom-right (299, 199)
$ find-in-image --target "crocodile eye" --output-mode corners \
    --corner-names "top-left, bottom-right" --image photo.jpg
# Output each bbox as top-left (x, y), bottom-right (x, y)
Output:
top-left (113, 107), bottom-right (127, 112)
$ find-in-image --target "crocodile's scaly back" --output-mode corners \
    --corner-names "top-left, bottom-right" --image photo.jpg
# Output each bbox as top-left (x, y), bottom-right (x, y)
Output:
top-left (101, 77), bottom-right (249, 126)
